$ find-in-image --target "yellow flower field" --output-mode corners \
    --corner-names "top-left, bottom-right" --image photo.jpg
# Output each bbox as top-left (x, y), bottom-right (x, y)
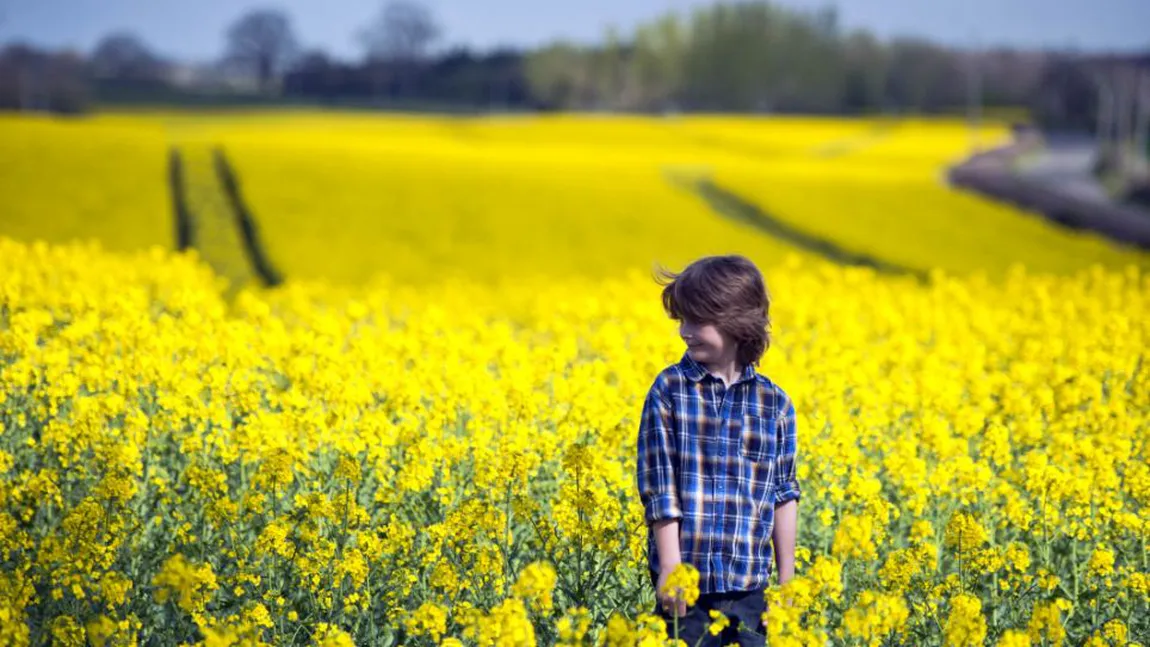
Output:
top-left (713, 120), bottom-right (1149, 277)
top-left (0, 111), bottom-right (1148, 645)
top-left (0, 236), bottom-right (1146, 645)
top-left (177, 112), bottom-right (1147, 283)
top-left (0, 115), bottom-right (171, 253)
top-left (3, 112), bottom-right (1146, 284)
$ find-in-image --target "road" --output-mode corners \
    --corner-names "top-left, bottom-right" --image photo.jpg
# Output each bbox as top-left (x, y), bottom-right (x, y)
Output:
top-left (1014, 133), bottom-right (1112, 203)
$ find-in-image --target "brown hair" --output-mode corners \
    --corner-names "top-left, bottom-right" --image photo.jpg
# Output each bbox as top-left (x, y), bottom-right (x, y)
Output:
top-left (655, 255), bottom-right (771, 367)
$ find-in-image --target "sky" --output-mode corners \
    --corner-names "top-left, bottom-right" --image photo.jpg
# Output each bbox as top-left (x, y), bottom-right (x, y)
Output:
top-left (1, 0), bottom-right (1147, 62)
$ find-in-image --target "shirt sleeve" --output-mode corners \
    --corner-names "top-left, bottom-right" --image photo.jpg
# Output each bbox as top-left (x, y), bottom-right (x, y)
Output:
top-left (773, 388), bottom-right (802, 505)
top-left (636, 378), bottom-right (683, 525)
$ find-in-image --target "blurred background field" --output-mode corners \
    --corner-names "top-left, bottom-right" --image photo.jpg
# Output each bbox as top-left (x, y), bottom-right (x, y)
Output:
top-left (0, 114), bottom-right (170, 252)
top-left (2, 112), bottom-right (1147, 287)
top-left (1, 2), bottom-right (1148, 646)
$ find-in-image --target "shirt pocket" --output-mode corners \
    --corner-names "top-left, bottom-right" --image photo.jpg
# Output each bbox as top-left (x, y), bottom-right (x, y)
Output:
top-left (739, 411), bottom-right (773, 463)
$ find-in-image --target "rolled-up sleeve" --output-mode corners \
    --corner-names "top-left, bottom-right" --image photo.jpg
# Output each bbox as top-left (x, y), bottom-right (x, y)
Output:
top-left (773, 390), bottom-right (802, 505)
top-left (636, 379), bottom-right (682, 525)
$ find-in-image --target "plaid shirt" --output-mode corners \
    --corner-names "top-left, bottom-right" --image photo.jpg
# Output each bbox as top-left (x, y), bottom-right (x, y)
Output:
top-left (636, 351), bottom-right (801, 594)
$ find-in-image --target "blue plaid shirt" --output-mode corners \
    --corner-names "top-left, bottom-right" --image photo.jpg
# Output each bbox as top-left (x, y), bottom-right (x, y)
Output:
top-left (636, 351), bottom-right (802, 594)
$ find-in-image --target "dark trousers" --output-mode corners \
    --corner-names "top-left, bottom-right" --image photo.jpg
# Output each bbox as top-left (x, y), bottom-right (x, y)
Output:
top-left (649, 569), bottom-right (767, 647)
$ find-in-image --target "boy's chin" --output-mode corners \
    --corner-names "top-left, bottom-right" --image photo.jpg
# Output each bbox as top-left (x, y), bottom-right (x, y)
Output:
top-left (686, 347), bottom-right (710, 360)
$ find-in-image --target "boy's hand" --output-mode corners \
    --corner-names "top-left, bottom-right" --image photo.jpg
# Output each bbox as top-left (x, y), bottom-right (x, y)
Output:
top-left (656, 564), bottom-right (687, 618)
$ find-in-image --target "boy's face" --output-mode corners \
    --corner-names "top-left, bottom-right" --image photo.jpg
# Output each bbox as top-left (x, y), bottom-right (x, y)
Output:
top-left (679, 318), bottom-right (733, 364)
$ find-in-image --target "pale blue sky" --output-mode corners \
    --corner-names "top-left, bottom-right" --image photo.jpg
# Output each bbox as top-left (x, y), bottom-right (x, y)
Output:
top-left (1, 0), bottom-right (1147, 61)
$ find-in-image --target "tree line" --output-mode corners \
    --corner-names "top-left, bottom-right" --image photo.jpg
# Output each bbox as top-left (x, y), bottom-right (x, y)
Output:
top-left (0, 0), bottom-right (1137, 128)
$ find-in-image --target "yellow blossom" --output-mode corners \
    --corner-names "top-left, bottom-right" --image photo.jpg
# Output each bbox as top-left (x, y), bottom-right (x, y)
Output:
top-left (660, 563), bottom-right (701, 608)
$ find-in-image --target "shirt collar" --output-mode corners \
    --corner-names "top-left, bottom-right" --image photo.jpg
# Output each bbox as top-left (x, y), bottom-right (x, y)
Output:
top-left (679, 351), bottom-right (758, 385)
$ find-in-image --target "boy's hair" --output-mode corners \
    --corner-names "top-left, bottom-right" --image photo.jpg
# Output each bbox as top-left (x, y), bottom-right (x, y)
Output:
top-left (655, 255), bottom-right (771, 367)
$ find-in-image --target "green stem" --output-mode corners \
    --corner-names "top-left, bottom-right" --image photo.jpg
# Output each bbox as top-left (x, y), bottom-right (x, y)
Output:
top-left (504, 483), bottom-right (513, 598)
top-left (1142, 533), bottom-right (1147, 576)
top-left (958, 533), bottom-right (964, 594)
top-left (575, 462), bottom-right (585, 605)
top-left (1090, 595), bottom-right (1097, 631)
top-left (1041, 484), bottom-right (1050, 568)
top-left (991, 569), bottom-right (999, 629)
top-left (1071, 541), bottom-right (1080, 602)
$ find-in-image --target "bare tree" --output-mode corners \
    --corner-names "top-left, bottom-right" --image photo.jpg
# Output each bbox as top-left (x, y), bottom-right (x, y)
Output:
top-left (224, 8), bottom-right (298, 94)
top-left (358, 1), bottom-right (440, 63)
top-left (357, 1), bottom-right (441, 99)
top-left (90, 32), bottom-right (165, 80)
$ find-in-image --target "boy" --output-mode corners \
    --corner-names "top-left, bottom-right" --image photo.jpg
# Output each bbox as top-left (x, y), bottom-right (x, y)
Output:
top-left (636, 255), bottom-right (801, 647)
